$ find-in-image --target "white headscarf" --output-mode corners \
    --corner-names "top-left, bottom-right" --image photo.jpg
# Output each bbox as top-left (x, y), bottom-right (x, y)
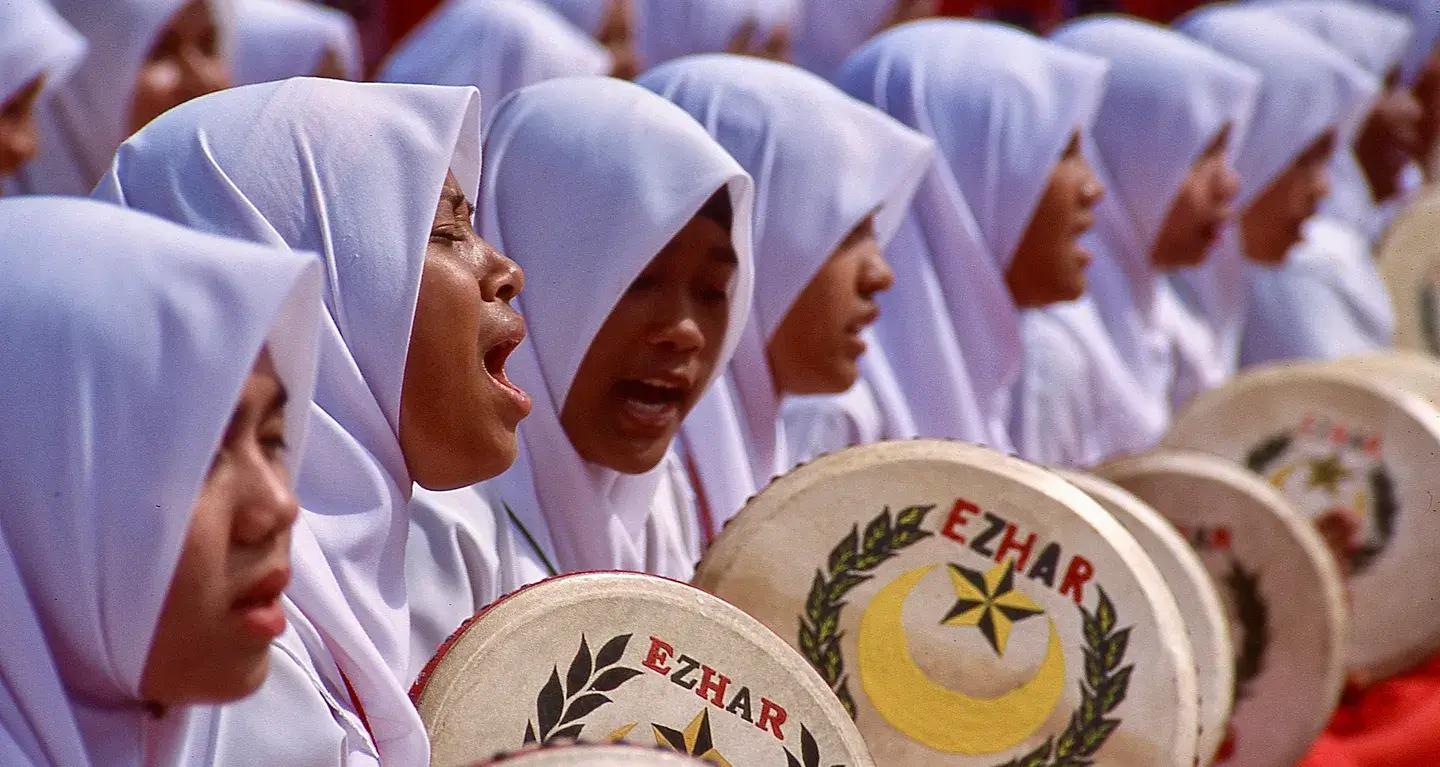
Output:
top-left (634, 0), bottom-right (796, 69)
top-left (0, 0), bottom-right (85, 108)
top-left (639, 54), bottom-right (932, 514)
top-left (1023, 17), bottom-right (1260, 462)
top-left (0, 196), bottom-right (321, 765)
top-left (1169, 5), bottom-right (1378, 393)
top-left (791, 0), bottom-right (894, 78)
top-left (836, 19), bottom-right (1108, 452)
top-left (93, 77), bottom-right (482, 762)
top-left (232, 0), bottom-right (362, 84)
top-left (10, 0), bottom-right (234, 196)
top-left (481, 76), bottom-right (753, 575)
top-left (380, 0), bottom-right (611, 115)
top-left (1367, 0), bottom-right (1440, 85)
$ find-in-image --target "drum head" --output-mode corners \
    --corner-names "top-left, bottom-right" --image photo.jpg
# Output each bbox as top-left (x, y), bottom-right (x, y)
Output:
top-left (412, 572), bottom-right (874, 767)
top-left (1377, 185), bottom-right (1440, 354)
top-left (693, 439), bottom-right (1198, 766)
top-left (1058, 470), bottom-right (1234, 766)
top-left (1097, 450), bottom-right (1347, 767)
top-left (1162, 365), bottom-right (1440, 677)
top-left (1323, 351), bottom-right (1440, 407)
top-left (476, 744), bottom-right (710, 765)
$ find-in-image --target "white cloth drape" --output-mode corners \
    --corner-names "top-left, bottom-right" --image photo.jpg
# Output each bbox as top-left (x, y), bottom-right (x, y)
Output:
top-left (232, 0), bottom-right (362, 84)
top-left (0, 0), bottom-right (85, 112)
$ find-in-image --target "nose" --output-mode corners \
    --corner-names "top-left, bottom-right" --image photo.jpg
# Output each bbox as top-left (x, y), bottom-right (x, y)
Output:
top-left (480, 241), bottom-right (524, 302)
top-left (0, 123), bottom-right (39, 174)
top-left (859, 249), bottom-right (895, 298)
top-left (1079, 159), bottom-right (1105, 208)
top-left (645, 292), bottom-right (707, 355)
top-left (233, 459), bottom-right (301, 547)
top-left (1215, 161), bottom-right (1241, 206)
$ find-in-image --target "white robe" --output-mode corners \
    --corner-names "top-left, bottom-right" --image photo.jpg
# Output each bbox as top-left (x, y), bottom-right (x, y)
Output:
top-left (232, 0), bottom-right (362, 84)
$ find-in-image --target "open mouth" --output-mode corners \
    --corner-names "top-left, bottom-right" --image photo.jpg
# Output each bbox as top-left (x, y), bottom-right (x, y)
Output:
top-left (482, 334), bottom-right (532, 415)
top-left (233, 568), bottom-right (289, 640)
top-left (614, 378), bottom-right (690, 432)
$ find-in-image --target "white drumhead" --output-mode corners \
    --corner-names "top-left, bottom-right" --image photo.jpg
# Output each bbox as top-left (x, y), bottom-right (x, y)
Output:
top-left (1163, 364), bottom-right (1440, 677)
top-left (694, 439), bottom-right (1198, 766)
top-left (1097, 450), bottom-right (1347, 767)
top-left (1377, 185), bottom-right (1440, 354)
top-left (1058, 470), bottom-right (1234, 766)
top-left (413, 573), bottom-right (874, 767)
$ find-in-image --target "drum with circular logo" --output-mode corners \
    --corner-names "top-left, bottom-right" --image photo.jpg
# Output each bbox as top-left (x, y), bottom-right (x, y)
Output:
top-left (1323, 351), bottom-right (1440, 406)
top-left (1377, 185), bottom-right (1440, 355)
top-left (1096, 450), bottom-right (1347, 767)
top-left (476, 744), bottom-right (711, 765)
top-left (1162, 364), bottom-right (1440, 678)
top-left (411, 572), bottom-right (875, 767)
top-left (693, 439), bottom-right (1198, 766)
top-left (1058, 470), bottom-right (1234, 766)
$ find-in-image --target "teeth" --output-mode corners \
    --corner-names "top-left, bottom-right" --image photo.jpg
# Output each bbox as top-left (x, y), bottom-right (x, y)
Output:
top-left (641, 378), bottom-right (679, 390)
top-left (625, 398), bottom-right (671, 414)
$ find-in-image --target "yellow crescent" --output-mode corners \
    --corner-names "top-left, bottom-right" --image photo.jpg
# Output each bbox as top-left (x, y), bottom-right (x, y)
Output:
top-left (857, 564), bottom-right (1066, 755)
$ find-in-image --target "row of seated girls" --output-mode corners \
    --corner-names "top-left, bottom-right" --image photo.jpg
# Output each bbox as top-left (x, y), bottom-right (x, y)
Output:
top-left (1, 0), bottom-right (1438, 764)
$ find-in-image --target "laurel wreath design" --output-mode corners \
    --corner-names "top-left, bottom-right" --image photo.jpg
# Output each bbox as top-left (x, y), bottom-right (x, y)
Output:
top-left (1224, 558), bottom-right (1269, 703)
top-left (797, 504), bottom-right (936, 717)
top-left (995, 586), bottom-right (1131, 767)
top-left (524, 633), bottom-right (644, 745)
top-left (1245, 431), bottom-right (1398, 575)
top-left (798, 505), bottom-right (1132, 766)
top-left (783, 724), bottom-right (844, 767)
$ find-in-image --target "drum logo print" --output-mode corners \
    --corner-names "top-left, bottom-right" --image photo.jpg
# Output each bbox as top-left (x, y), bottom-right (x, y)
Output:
top-left (523, 632), bottom-right (845, 766)
top-left (798, 503), bottom-right (1132, 764)
top-left (1246, 414), bottom-right (1396, 575)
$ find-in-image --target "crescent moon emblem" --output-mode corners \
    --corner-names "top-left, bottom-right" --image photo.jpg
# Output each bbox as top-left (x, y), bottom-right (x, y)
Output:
top-left (857, 564), bottom-right (1066, 755)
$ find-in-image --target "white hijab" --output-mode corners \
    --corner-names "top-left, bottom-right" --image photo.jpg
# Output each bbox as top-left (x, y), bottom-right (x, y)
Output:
top-left (791, 0), bottom-right (895, 78)
top-left (836, 19), bottom-right (1108, 452)
top-left (233, 0), bottom-right (362, 84)
top-left (380, 0), bottom-right (611, 114)
top-left (0, 197), bottom-right (321, 765)
top-left (639, 54), bottom-right (932, 516)
top-left (480, 76), bottom-right (753, 575)
top-left (1367, 0), bottom-right (1440, 85)
top-left (1031, 17), bottom-right (1259, 459)
top-left (0, 0), bottom-right (85, 109)
top-left (93, 77), bottom-right (482, 762)
top-left (1170, 5), bottom-right (1377, 393)
top-left (634, 0), bottom-right (796, 69)
top-left (10, 0), bottom-right (233, 196)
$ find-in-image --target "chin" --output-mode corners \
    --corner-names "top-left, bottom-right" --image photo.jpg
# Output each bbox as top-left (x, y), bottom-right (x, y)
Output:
top-left (597, 444), bottom-right (671, 475)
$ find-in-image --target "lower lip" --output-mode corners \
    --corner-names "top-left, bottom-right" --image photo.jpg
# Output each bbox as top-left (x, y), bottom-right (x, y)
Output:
top-left (844, 331), bottom-right (868, 358)
top-left (486, 351), bottom-right (532, 419)
top-left (617, 397), bottom-right (681, 438)
top-left (236, 600), bottom-right (286, 641)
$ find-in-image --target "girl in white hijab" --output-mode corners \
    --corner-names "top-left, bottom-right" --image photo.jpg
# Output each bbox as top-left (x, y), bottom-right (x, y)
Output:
top-left (10, 0), bottom-right (232, 196)
top-left (96, 78), bottom-right (528, 764)
top-left (834, 19), bottom-right (1108, 454)
top-left (638, 55), bottom-right (933, 524)
top-left (1166, 5), bottom-right (1377, 401)
top-left (1238, 0), bottom-right (1417, 364)
top-left (1369, 0), bottom-right (1440, 177)
top-left (405, 76), bottom-right (753, 677)
top-left (0, 0), bottom-right (85, 186)
top-left (0, 196), bottom-right (322, 764)
top-left (1010, 17), bottom-right (1259, 467)
top-left (379, 0), bottom-right (611, 117)
top-left (232, 0), bottom-right (362, 84)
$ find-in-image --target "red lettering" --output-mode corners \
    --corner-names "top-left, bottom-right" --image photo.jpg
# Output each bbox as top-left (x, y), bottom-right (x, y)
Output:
top-left (1213, 528), bottom-right (1232, 551)
top-left (696, 666), bottom-right (731, 708)
top-left (1060, 556), bottom-right (1094, 606)
top-left (757, 698), bottom-right (787, 741)
top-left (941, 499), bottom-right (981, 544)
top-left (994, 524), bottom-right (1037, 570)
top-left (643, 637), bottom-right (675, 675)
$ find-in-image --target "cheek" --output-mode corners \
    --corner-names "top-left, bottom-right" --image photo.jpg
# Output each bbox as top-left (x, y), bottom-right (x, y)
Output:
top-left (134, 62), bottom-right (181, 106)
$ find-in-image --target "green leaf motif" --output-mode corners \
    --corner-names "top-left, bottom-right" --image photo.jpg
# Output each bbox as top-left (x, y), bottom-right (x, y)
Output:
top-left (566, 635), bottom-right (592, 697)
top-left (1102, 628), bottom-right (1131, 672)
top-left (829, 527), bottom-right (859, 573)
